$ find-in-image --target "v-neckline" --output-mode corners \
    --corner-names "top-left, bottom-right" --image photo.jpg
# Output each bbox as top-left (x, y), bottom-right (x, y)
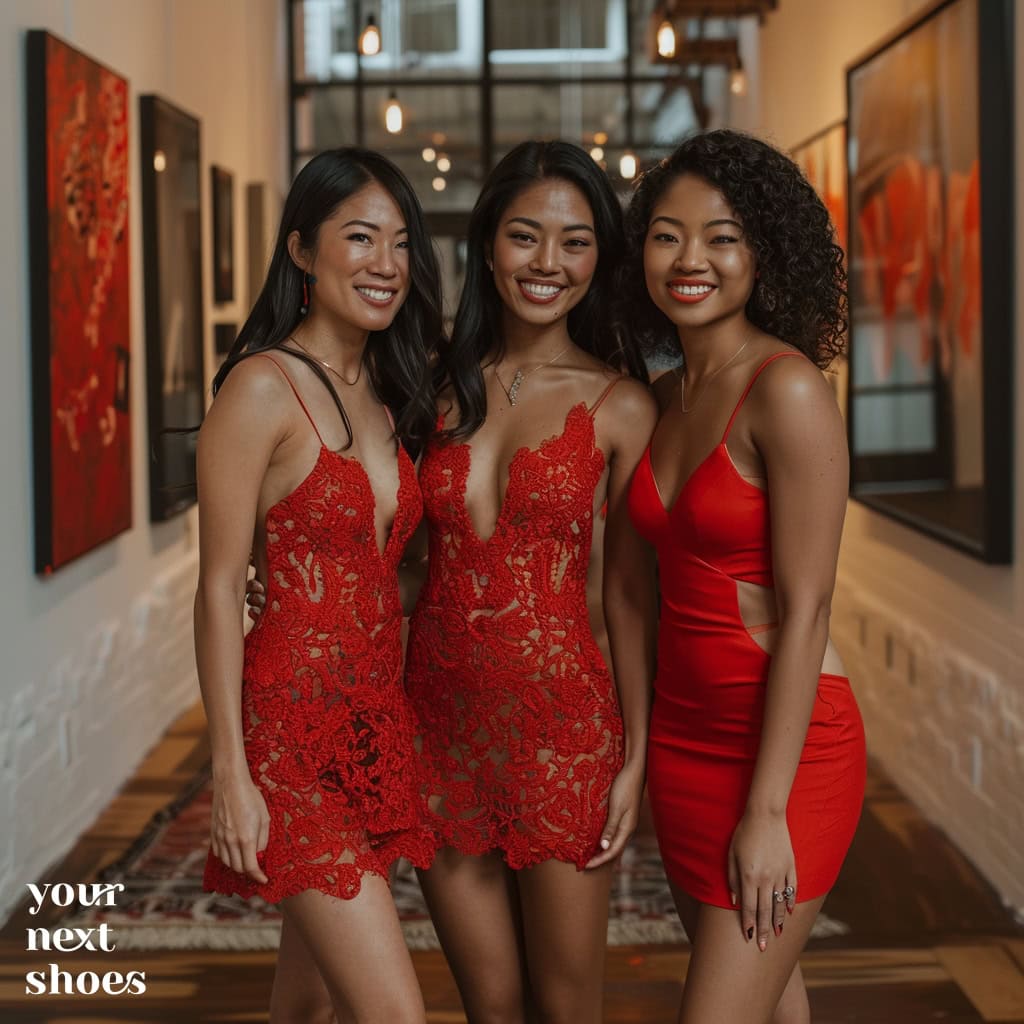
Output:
top-left (270, 444), bottom-right (406, 561)
top-left (645, 440), bottom-right (724, 520)
top-left (448, 401), bottom-right (596, 545)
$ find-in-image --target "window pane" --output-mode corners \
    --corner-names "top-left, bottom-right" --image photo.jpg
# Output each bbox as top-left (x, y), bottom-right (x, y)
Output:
top-left (632, 81), bottom-right (699, 147)
top-left (293, 0), bottom-right (357, 82)
top-left (492, 84), bottom-right (628, 156)
top-left (362, 86), bottom-right (482, 211)
top-left (296, 86), bottom-right (357, 150)
top-left (491, 0), bottom-right (627, 79)
top-left (361, 0), bottom-right (482, 80)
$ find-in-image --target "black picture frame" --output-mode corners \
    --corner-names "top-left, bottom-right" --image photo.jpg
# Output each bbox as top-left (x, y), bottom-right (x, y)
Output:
top-left (845, 0), bottom-right (1014, 564)
top-left (211, 165), bottom-right (235, 303)
top-left (213, 322), bottom-right (237, 358)
top-left (139, 95), bottom-right (205, 521)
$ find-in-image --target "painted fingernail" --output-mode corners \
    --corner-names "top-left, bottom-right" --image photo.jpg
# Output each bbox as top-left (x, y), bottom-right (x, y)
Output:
top-left (759, 939), bottom-right (766, 951)
top-left (600, 838), bottom-right (611, 850)
top-left (779, 922), bottom-right (784, 934)
top-left (746, 927), bottom-right (754, 940)
top-left (730, 891), bottom-right (737, 905)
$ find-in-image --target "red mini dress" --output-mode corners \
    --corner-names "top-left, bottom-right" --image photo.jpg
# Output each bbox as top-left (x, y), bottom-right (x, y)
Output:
top-left (405, 383), bottom-right (624, 870)
top-left (203, 355), bottom-right (434, 904)
top-left (627, 353), bottom-right (865, 908)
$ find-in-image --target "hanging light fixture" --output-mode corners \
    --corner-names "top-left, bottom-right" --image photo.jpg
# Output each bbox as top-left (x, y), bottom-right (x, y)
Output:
top-left (436, 154), bottom-right (451, 173)
top-left (589, 146), bottom-right (605, 162)
top-left (384, 92), bottom-right (403, 134)
top-left (619, 152), bottom-right (638, 180)
top-left (422, 147), bottom-right (437, 162)
top-left (359, 14), bottom-right (382, 57)
top-left (730, 58), bottom-right (748, 96)
top-left (432, 177), bottom-right (447, 192)
top-left (656, 18), bottom-right (677, 59)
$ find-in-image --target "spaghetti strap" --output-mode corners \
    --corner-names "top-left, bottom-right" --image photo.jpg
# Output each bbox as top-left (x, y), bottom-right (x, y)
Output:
top-left (587, 375), bottom-right (625, 416)
top-left (721, 352), bottom-right (803, 442)
top-left (254, 352), bottom-right (326, 447)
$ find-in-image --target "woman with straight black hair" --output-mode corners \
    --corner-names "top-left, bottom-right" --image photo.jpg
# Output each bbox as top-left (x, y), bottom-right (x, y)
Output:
top-left (197, 147), bottom-right (441, 1024)
top-left (404, 140), bottom-right (658, 1024)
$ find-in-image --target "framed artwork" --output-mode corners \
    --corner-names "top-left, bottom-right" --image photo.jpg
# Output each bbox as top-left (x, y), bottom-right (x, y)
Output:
top-left (26, 31), bottom-right (131, 574)
top-left (211, 165), bottom-right (235, 303)
top-left (140, 95), bottom-right (204, 521)
top-left (213, 323), bottom-right (237, 361)
top-left (846, 0), bottom-right (1014, 563)
top-left (792, 121), bottom-right (849, 421)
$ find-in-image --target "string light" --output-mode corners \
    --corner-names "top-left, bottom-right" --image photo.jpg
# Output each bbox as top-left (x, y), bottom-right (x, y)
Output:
top-left (619, 152), bottom-right (638, 179)
top-left (422, 147), bottom-right (437, 162)
top-left (594, 131), bottom-right (608, 145)
top-left (656, 19), bottom-right (677, 59)
top-left (730, 60), bottom-right (748, 96)
top-left (436, 155), bottom-right (451, 173)
top-left (153, 150), bottom-right (167, 172)
top-left (358, 14), bottom-right (381, 56)
top-left (589, 146), bottom-right (604, 162)
top-left (384, 92), bottom-right (403, 134)
top-left (432, 177), bottom-right (447, 192)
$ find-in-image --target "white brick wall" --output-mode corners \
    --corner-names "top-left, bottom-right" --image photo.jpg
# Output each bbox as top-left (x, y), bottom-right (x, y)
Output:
top-left (0, 556), bottom-right (199, 924)
top-left (833, 576), bottom-right (1024, 915)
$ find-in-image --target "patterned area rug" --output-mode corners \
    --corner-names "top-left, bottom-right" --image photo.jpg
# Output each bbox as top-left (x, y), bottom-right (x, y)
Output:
top-left (62, 766), bottom-right (849, 950)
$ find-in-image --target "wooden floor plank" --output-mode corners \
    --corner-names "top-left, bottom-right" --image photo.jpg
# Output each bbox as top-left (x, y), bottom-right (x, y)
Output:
top-left (937, 945), bottom-right (1024, 1021)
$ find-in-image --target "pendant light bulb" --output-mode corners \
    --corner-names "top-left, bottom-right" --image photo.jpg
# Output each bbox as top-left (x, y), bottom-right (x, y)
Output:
top-left (656, 19), bottom-right (677, 59)
top-left (619, 152), bottom-right (637, 180)
top-left (384, 92), bottom-right (403, 134)
top-left (359, 14), bottom-right (382, 57)
top-left (730, 62), bottom-right (748, 97)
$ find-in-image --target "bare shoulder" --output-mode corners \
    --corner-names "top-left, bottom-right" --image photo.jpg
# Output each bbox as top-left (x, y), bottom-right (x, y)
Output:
top-left (750, 350), bottom-right (838, 414)
top-left (215, 352), bottom-right (293, 406)
top-left (600, 375), bottom-right (657, 420)
top-left (202, 353), bottom-right (293, 443)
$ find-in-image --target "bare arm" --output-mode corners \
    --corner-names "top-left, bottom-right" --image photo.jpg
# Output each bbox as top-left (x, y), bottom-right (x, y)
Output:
top-left (587, 380), bottom-right (659, 868)
top-left (194, 357), bottom-right (291, 882)
top-left (728, 357), bottom-right (848, 947)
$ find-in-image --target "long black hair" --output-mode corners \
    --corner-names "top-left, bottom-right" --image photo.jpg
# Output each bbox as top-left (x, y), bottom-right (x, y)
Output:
top-left (620, 130), bottom-right (847, 369)
top-left (214, 147), bottom-right (443, 450)
top-left (439, 140), bottom-right (647, 439)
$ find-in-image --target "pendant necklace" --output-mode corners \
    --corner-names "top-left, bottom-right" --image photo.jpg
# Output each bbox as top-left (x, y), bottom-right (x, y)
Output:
top-left (287, 336), bottom-right (363, 387)
top-left (680, 338), bottom-right (751, 413)
top-left (494, 344), bottom-right (570, 407)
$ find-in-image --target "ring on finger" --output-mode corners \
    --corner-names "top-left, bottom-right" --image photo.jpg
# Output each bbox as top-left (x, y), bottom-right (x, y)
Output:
top-left (773, 889), bottom-right (785, 903)
top-left (783, 884), bottom-right (796, 901)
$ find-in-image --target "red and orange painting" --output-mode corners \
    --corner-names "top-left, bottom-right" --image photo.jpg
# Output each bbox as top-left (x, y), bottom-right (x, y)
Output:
top-left (27, 32), bottom-right (131, 574)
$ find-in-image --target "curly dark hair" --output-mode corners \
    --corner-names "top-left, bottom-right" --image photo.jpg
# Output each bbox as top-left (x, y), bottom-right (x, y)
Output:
top-left (620, 129), bottom-right (847, 369)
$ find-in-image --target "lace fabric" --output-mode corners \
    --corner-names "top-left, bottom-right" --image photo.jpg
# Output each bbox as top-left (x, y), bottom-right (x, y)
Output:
top-left (406, 401), bottom-right (624, 870)
top-left (203, 442), bottom-right (435, 905)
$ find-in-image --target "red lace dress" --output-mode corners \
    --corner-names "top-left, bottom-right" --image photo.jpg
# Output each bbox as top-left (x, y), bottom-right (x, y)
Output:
top-left (405, 385), bottom-right (624, 870)
top-left (203, 355), bottom-right (434, 904)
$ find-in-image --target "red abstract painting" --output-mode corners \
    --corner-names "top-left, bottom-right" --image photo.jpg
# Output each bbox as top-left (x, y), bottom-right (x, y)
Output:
top-left (27, 32), bottom-right (131, 574)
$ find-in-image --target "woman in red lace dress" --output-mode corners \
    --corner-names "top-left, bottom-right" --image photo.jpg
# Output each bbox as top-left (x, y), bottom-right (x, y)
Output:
top-left (405, 141), bottom-right (658, 1023)
top-left (196, 149), bottom-right (441, 1024)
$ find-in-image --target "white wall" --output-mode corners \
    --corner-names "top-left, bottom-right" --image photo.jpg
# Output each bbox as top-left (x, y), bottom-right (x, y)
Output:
top-left (747, 0), bottom-right (1024, 912)
top-left (0, 0), bottom-right (287, 924)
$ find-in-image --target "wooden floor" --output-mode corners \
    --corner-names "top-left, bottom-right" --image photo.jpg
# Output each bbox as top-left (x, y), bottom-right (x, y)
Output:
top-left (2, 701), bottom-right (1023, 1023)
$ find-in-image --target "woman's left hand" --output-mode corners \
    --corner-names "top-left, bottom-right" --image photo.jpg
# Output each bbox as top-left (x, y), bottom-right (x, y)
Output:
top-left (728, 808), bottom-right (797, 951)
top-left (586, 758), bottom-right (645, 869)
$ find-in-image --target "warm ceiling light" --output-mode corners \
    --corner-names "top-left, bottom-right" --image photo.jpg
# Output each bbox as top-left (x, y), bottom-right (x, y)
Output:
top-left (589, 146), bottom-right (604, 162)
top-left (436, 155), bottom-right (451, 173)
top-left (594, 130), bottom-right (608, 145)
top-left (384, 92), bottom-right (403, 134)
top-left (656, 19), bottom-right (677, 59)
top-left (432, 176), bottom-right (447, 192)
top-left (422, 146), bottom-right (437, 162)
top-left (358, 14), bottom-right (381, 56)
top-left (730, 61), bottom-right (748, 96)
top-left (619, 152), bottom-right (637, 179)
top-left (432, 131), bottom-right (446, 146)
top-left (153, 150), bottom-right (167, 172)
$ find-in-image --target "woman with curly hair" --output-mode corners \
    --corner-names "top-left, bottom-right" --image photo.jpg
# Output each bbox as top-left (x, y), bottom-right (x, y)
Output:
top-left (623, 129), bottom-right (865, 1023)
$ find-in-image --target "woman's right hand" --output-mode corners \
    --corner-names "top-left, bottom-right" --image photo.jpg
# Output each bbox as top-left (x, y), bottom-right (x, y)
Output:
top-left (246, 576), bottom-right (267, 621)
top-left (210, 771), bottom-right (271, 884)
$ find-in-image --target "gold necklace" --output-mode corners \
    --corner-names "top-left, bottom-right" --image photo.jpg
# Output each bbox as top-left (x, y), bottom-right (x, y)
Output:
top-left (680, 339), bottom-right (751, 413)
top-left (494, 344), bottom-right (571, 407)
top-left (287, 335), bottom-right (363, 386)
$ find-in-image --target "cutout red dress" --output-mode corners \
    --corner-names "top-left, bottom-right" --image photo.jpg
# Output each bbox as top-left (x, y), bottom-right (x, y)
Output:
top-left (406, 384), bottom-right (623, 869)
top-left (628, 353), bottom-right (866, 908)
top-left (203, 355), bottom-right (434, 904)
